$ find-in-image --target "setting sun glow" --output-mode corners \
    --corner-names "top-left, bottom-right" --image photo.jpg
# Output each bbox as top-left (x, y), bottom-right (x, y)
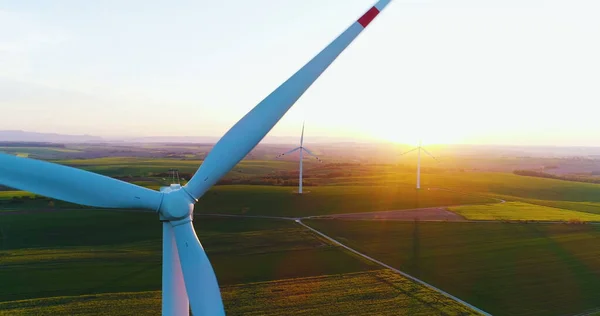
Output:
top-left (364, 116), bottom-right (467, 145)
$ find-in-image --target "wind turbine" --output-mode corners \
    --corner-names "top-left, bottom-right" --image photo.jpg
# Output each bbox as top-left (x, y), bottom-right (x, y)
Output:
top-left (276, 122), bottom-right (322, 194)
top-left (0, 1), bottom-right (393, 315)
top-left (400, 140), bottom-right (438, 190)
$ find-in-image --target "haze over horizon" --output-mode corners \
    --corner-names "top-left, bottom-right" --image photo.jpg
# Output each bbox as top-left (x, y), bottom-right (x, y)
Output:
top-left (1, 0), bottom-right (599, 146)
top-left (6, 130), bottom-right (600, 152)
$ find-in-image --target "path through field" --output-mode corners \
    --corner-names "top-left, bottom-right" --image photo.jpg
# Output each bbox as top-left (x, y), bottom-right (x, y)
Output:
top-left (294, 218), bottom-right (491, 315)
top-left (197, 189), bottom-right (600, 316)
top-left (198, 211), bottom-right (492, 315)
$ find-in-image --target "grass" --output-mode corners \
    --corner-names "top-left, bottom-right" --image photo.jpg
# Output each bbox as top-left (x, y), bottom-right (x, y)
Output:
top-left (0, 270), bottom-right (482, 316)
top-left (449, 202), bottom-right (600, 222)
top-left (305, 220), bottom-right (600, 316)
top-left (0, 210), bottom-right (377, 302)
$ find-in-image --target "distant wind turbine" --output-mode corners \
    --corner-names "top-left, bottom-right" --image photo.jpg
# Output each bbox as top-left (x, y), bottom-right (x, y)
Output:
top-left (276, 122), bottom-right (322, 194)
top-left (400, 140), bottom-right (438, 190)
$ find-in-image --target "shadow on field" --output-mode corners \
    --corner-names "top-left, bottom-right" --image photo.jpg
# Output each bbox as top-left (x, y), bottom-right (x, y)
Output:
top-left (371, 270), bottom-right (470, 316)
top-left (525, 224), bottom-right (600, 311)
top-left (410, 219), bottom-right (421, 277)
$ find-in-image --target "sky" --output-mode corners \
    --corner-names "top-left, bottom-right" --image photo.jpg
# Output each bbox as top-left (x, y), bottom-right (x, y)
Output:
top-left (1, 0), bottom-right (599, 146)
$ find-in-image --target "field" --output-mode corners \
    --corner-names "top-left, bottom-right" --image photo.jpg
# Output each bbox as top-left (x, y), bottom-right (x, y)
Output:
top-left (54, 158), bottom-right (298, 179)
top-left (0, 270), bottom-right (481, 315)
top-left (0, 209), bottom-right (483, 315)
top-left (0, 185), bottom-right (495, 218)
top-left (7, 155), bottom-right (600, 215)
top-left (194, 185), bottom-right (493, 217)
top-left (305, 220), bottom-right (600, 316)
top-left (4, 152), bottom-right (600, 315)
top-left (0, 210), bottom-right (381, 303)
top-left (0, 191), bottom-right (35, 199)
top-left (313, 207), bottom-right (467, 221)
top-left (450, 202), bottom-right (600, 222)
top-left (0, 147), bottom-right (82, 160)
top-left (310, 165), bottom-right (600, 209)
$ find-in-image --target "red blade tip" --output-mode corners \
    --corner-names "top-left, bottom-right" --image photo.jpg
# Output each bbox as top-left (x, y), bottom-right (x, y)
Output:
top-left (358, 7), bottom-right (380, 28)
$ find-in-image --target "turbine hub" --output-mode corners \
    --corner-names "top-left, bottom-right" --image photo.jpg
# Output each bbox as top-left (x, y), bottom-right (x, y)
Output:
top-left (159, 188), bottom-right (195, 221)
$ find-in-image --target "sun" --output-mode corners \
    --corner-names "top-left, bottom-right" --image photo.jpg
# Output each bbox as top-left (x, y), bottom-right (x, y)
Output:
top-left (365, 119), bottom-right (465, 145)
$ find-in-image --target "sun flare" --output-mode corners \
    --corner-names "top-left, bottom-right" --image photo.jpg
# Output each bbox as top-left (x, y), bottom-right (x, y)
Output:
top-left (366, 119), bottom-right (465, 145)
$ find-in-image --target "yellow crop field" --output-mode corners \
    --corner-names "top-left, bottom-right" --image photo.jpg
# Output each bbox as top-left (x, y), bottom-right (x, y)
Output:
top-left (450, 202), bottom-right (600, 222)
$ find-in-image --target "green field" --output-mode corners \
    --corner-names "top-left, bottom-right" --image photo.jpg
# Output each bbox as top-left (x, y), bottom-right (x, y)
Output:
top-left (195, 185), bottom-right (493, 217)
top-left (305, 220), bottom-right (600, 316)
top-left (4, 155), bottom-right (600, 315)
top-left (0, 147), bottom-right (83, 161)
top-left (6, 156), bottom-right (600, 216)
top-left (0, 270), bottom-right (481, 316)
top-left (450, 201), bottom-right (600, 222)
top-left (315, 168), bottom-right (600, 208)
top-left (54, 158), bottom-right (299, 178)
top-left (0, 210), bottom-right (382, 303)
top-left (321, 168), bottom-right (600, 216)
top-left (422, 172), bottom-right (600, 207)
top-left (0, 184), bottom-right (494, 217)
top-left (0, 209), bottom-right (488, 315)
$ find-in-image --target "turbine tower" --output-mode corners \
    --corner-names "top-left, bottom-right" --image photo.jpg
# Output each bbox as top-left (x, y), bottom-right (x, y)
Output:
top-left (276, 122), bottom-right (322, 194)
top-left (400, 140), bottom-right (438, 190)
top-left (0, 1), bottom-right (393, 315)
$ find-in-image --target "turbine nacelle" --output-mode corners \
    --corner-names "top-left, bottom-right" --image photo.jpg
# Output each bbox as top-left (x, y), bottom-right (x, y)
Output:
top-left (160, 183), bottom-right (182, 193)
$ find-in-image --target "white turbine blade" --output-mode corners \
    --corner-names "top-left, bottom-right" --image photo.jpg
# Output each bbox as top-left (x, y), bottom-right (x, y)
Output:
top-left (0, 153), bottom-right (162, 209)
top-left (302, 148), bottom-right (323, 163)
top-left (276, 147), bottom-right (301, 158)
top-left (162, 222), bottom-right (189, 315)
top-left (422, 148), bottom-right (439, 161)
top-left (300, 121), bottom-right (305, 147)
top-left (173, 221), bottom-right (224, 316)
top-left (184, 0), bottom-right (393, 200)
top-left (399, 147), bottom-right (419, 156)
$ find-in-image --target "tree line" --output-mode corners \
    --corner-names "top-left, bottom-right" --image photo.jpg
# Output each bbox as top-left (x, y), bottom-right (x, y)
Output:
top-left (513, 169), bottom-right (600, 184)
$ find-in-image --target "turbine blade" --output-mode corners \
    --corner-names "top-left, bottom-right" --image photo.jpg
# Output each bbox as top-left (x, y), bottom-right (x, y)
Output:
top-left (173, 220), bottom-right (224, 316)
top-left (162, 222), bottom-right (189, 315)
top-left (302, 148), bottom-right (323, 163)
top-left (184, 0), bottom-right (393, 199)
top-left (276, 147), bottom-right (301, 158)
top-left (0, 153), bottom-right (162, 209)
top-left (422, 148), bottom-right (439, 161)
top-left (300, 121), bottom-right (305, 147)
top-left (399, 147), bottom-right (418, 156)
